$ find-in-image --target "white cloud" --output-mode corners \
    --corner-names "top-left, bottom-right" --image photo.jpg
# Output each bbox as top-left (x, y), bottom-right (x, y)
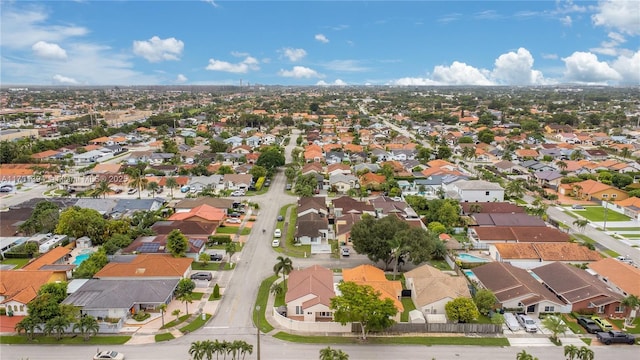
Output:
top-left (562, 51), bottom-right (622, 83)
top-left (0, 7), bottom-right (88, 49)
top-left (206, 56), bottom-right (260, 73)
top-left (432, 61), bottom-right (494, 85)
top-left (176, 74), bottom-right (188, 83)
top-left (392, 77), bottom-right (441, 86)
top-left (202, 0), bottom-right (219, 7)
top-left (611, 50), bottom-right (640, 84)
top-left (317, 79), bottom-right (347, 86)
top-left (492, 48), bottom-right (546, 85)
top-left (278, 66), bottom-right (323, 78)
top-left (282, 48), bottom-right (307, 62)
top-left (314, 34), bottom-right (329, 43)
top-left (32, 41), bottom-right (67, 60)
top-left (542, 53), bottom-right (559, 60)
top-left (592, 0), bottom-right (640, 35)
top-left (52, 74), bottom-right (78, 84)
top-left (132, 36), bottom-right (184, 62)
top-left (324, 60), bottom-right (370, 72)
top-left (590, 31), bottom-right (628, 56)
top-left (560, 15), bottom-right (572, 26)
top-left (231, 51), bottom-right (249, 57)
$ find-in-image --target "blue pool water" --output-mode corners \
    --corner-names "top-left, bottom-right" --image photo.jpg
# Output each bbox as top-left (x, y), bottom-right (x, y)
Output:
top-left (73, 252), bottom-right (93, 265)
top-left (457, 253), bottom-right (489, 263)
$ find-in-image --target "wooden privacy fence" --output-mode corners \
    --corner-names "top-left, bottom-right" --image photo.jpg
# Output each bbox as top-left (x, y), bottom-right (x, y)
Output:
top-left (352, 322), bottom-right (502, 334)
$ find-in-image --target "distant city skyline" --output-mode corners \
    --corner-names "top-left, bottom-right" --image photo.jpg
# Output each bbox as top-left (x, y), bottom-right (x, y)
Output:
top-left (1, 1), bottom-right (638, 87)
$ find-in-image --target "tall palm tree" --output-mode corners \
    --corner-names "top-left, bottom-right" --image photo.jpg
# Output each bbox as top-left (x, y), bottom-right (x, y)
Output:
top-left (577, 346), bottom-right (594, 360)
top-left (158, 303), bottom-right (167, 328)
top-left (469, 203), bottom-right (482, 214)
top-left (620, 147), bottom-right (631, 159)
top-left (127, 168), bottom-right (148, 199)
top-left (515, 349), bottom-right (538, 360)
top-left (94, 180), bottom-right (113, 199)
top-left (563, 344), bottom-right (579, 360)
top-left (319, 346), bottom-right (350, 360)
top-left (621, 294), bottom-right (640, 327)
top-left (165, 177), bottom-right (179, 198)
top-left (389, 236), bottom-right (409, 280)
top-left (273, 256), bottom-right (293, 291)
top-left (556, 160), bottom-right (568, 172)
top-left (212, 339), bottom-right (225, 360)
top-left (505, 178), bottom-right (526, 199)
top-left (238, 340), bottom-right (253, 360)
top-left (147, 181), bottom-right (160, 197)
top-left (189, 340), bottom-right (206, 360)
top-left (541, 315), bottom-right (567, 342)
top-left (573, 219), bottom-right (589, 233)
top-left (15, 315), bottom-right (40, 340)
top-left (72, 315), bottom-right (99, 341)
top-left (44, 315), bottom-right (71, 341)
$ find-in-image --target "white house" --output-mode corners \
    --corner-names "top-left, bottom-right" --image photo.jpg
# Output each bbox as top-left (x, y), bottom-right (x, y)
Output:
top-left (452, 180), bottom-right (504, 202)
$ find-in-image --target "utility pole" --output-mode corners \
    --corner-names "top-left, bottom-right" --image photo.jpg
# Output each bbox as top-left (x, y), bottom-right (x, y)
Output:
top-left (255, 305), bottom-right (261, 360)
top-left (603, 200), bottom-right (608, 231)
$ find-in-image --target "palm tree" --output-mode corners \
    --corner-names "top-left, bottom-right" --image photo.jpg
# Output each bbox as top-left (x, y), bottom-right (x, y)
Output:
top-left (165, 177), bottom-right (179, 198)
top-left (225, 242), bottom-right (237, 263)
top-left (541, 315), bottom-right (567, 343)
top-left (72, 315), bottom-right (99, 341)
top-left (621, 294), bottom-right (640, 327)
top-left (172, 309), bottom-right (181, 321)
top-left (127, 168), bottom-right (148, 199)
top-left (158, 303), bottom-right (167, 328)
top-left (570, 150), bottom-right (584, 161)
top-left (564, 344), bottom-right (579, 360)
top-left (577, 346), bottom-right (594, 360)
top-left (15, 316), bottom-right (40, 340)
top-left (468, 203), bottom-right (482, 214)
top-left (273, 256), bottom-right (293, 291)
top-left (556, 160), bottom-right (568, 172)
top-left (270, 282), bottom-right (284, 297)
top-left (515, 349), bottom-right (538, 360)
top-left (189, 340), bottom-right (206, 360)
top-left (620, 147), bottom-right (631, 159)
top-left (573, 219), bottom-right (589, 233)
top-left (228, 340), bottom-right (243, 360)
top-left (572, 184), bottom-right (583, 199)
top-left (389, 236), bottom-right (409, 280)
top-left (178, 292), bottom-right (193, 315)
top-left (238, 340), bottom-right (253, 360)
top-left (319, 346), bottom-right (350, 360)
top-left (212, 339), bottom-right (225, 360)
top-left (44, 315), bottom-right (71, 341)
top-left (505, 178), bottom-right (526, 199)
top-left (147, 181), bottom-right (160, 197)
top-left (94, 180), bottom-right (113, 199)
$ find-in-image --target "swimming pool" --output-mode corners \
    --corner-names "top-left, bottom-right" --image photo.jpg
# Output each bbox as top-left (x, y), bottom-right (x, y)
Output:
top-left (457, 253), bottom-right (489, 263)
top-left (463, 269), bottom-right (480, 283)
top-left (73, 251), bottom-right (94, 266)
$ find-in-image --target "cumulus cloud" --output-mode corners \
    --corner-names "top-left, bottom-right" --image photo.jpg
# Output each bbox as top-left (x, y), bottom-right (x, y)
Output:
top-left (32, 41), bottom-right (67, 60)
top-left (132, 36), bottom-right (184, 62)
top-left (432, 62), bottom-right (493, 85)
top-left (176, 74), bottom-right (188, 83)
top-left (317, 79), bottom-right (347, 86)
top-left (562, 51), bottom-right (621, 83)
top-left (542, 53), bottom-right (559, 60)
top-left (278, 66), bottom-right (323, 78)
top-left (592, 0), bottom-right (640, 35)
top-left (314, 34), bottom-right (329, 43)
top-left (560, 15), bottom-right (572, 26)
top-left (206, 56), bottom-right (259, 73)
top-left (492, 48), bottom-right (545, 85)
top-left (1, 8), bottom-right (88, 49)
top-left (324, 60), bottom-right (370, 72)
top-left (590, 32), bottom-right (627, 56)
top-left (52, 74), bottom-right (78, 84)
top-left (611, 50), bottom-right (640, 84)
top-left (282, 48), bottom-right (307, 62)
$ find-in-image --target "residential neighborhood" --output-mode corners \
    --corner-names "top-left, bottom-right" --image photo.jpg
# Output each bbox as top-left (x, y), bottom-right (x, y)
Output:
top-left (1, 86), bottom-right (639, 359)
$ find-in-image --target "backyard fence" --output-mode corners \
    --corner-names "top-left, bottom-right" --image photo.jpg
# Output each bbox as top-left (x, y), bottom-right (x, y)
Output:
top-left (352, 322), bottom-right (502, 335)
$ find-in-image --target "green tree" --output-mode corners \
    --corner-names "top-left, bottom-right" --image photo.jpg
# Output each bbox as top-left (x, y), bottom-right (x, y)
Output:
top-left (158, 303), bottom-right (167, 328)
top-left (436, 145), bottom-right (452, 160)
top-left (473, 289), bottom-right (497, 316)
top-left (445, 297), bottom-right (479, 323)
top-left (18, 201), bottom-right (60, 235)
top-left (256, 146), bottom-right (285, 173)
top-left (175, 278), bottom-right (196, 315)
top-left (94, 180), bottom-right (113, 199)
top-left (541, 315), bottom-right (567, 342)
top-left (516, 349), bottom-right (538, 360)
top-left (199, 252), bottom-right (210, 266)
top-left (127, 168), bottom-right (148, 199)
top-left (478, 129), bottom-right (495, 144)
top-left (427, 221), bottom-right (447, 235)
top-left (556, 160), bottom-right (568, 172)
top-left (216, 165), bottom-right (234, 175)
top-left (73, 248), bottom-right (108, 278)
top-left (319, 346), bottom-right (350, 360)
top-left (564, 344), bottom-right (579, 360)
top-left (285, 166), bottom-right (298, 184)
top-left (577, 346), bottom-right (594, 360)
top-left (621, 294), bottom-right (640, 327)
top-left (165, 177), bottom-right (179, 198)
top-left (330, 281), bottom-right (398, 340)
top-left (172, 309), bottom-right (181, 321)
top-left (273, 256), bottom-right (293, 290)
top-left (209, 140), bottom-right (228, 153)
top-left (146, 181), bottom-right (160, 197)
top-left (212, 284), bottom-right (220, 300)
top-left (162, 138), bottom-right (179, 154)
top-left (72, 315), bottom-right (99, 341)
top-left (15, 315), bottom-right (41, 340)
top-left (44, 315), bottom-right (71, 340)
top-left (189, 340), bottom-right (207, 360)
top-left (56, 207), bottom-right (108, 244)
top-left (505, 178), bottom-right (526, 199)
top-left (225, 242), bottom-right (237, 263)
top-left (294, 174), bottom-right (318, 197)
top-left (249, 165), bottom-right (267, 181)
top-left (573, 219), bottom-right (589, 232)
top-left (167, 229), bottom-right (189, 257)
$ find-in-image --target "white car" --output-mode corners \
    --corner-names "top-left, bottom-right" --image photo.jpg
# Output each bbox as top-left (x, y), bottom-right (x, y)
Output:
top-left (93, 350), bottom-right (125, 360)
top-left (273, 229), bottom-right (282, 238)
top-left (272, 239), bottom-right (280, 247)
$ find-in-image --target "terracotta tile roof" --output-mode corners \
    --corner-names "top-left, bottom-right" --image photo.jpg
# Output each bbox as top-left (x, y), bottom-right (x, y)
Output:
top-left (22, 245), bottom-right (72, 270)
top-left (168, 204), bottom-right (225, 222)
top-left (344, 144), bottom-right (364, 153)
top-left (94, 254), bottom-right (192, 278)
top-left (359, 172), bottom-right (386, 187)
top-left (285, 265), bottom-right (335, 307)
top-left (615, 197), bottom-right (640, 208)
top-left (589, 258), bottom-right (640, 297)
top-left (494, 243), bottom-right (601, 261)
top-left (515, 149), bottom-right (539, 157)
top-left (342, 265), bottom-right (404, 312)
top-left (0, 270), bottom-right (55, 305)
top-left (575, 179), bottom-right (615, 195)
top-left (327, 163), bottom-right (351, 173)
top-left (31, 150), bottom-right (61, 159)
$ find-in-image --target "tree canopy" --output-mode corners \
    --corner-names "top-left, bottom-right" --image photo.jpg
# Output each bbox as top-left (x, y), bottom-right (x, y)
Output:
top-left (167, 229), bottom-right (189, 257)
top-left (445, 297), bottom-right (479, 323)
top-left (256, 146), bottom-right (285, 173)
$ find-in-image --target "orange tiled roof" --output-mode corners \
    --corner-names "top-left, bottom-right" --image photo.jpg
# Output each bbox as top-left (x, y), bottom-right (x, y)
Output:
top-left (168, 204), bottom-right (225, 222)
top-left (0, 270), bottom-right (55, 305)
top-left (22, 245), bottom-right (72, 271)
top-left (589, 258), bottom-right (640, 297)
top-left (343, 265), bottom-right (404, 312)
top-left (359, 172), bottom-right (386, 186)
top-left (31, 150), bottom-right (60, 159)
top-left (575, 179), bottom-right (615, 195)
top-left (616, 197), bottom-right (640, 208)
top-left (94, 254), bottom-right (193, 278)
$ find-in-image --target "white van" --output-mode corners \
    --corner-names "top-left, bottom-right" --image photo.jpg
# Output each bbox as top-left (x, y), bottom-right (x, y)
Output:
top-left (504, 312), bottom-right (521, 331)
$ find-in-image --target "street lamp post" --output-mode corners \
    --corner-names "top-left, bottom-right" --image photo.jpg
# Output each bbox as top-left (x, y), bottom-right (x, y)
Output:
top-left (255, 305), bottom-right (261, 360)
top-left (603, 200), bottom-right (609, 231)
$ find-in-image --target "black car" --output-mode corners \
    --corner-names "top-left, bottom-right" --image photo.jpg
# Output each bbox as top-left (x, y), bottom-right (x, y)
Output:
top-left (209, 253), bottom-right (223, 261)
top-left (190, 272), bottom-right (212, 281)
top-left (577, 317), bottom-right (602, 334)
top-left (229, 212), bottom-right (241, 218)
top-left (277, 215), bottom-right (284, 221)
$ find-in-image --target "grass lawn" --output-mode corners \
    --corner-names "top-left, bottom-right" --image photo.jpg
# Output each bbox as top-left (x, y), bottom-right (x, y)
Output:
top-left (0, 258), bottom-right (30, 269)
top-left (514, 198), bottom-right (527, 205)
top-left (429, 259), bottom-right (452, 271)
top-left (179, 313), bottom-right (211, 333)
top-left (155, 333), bottom-right (175, 342)
top-left (400, 297), bottom-right (417, 322)
top-left (253, 275), bottom-right (278, 333)
top-left (572, 234), bottom-right (597, 245)
top-left (160, 314), bottom-right (190, 330)
top-left (274, 286), bottom-right (286, 307)
top-left (610, 318), bottom-right (640, 334)
top-left (192, 262), bottom-right (218, 270)
top-left (0, 335), bottom-right (130, 345)
top-left (273, 332), bottom-right (509, 346)
top-left (574, 207), bottom-right (631, 222)
top-left (603, 249), bottom-right (621, 258)
top-left (191, 292), bottom-right (204, 300)
top-left (562, 314), bottom-right (585, 335)
top-left (581, 338), bottom-right (592, 345)
top-left (240, 227), bottom-right (251, 236)
top-left (607, 227), bottom-right (640, 231)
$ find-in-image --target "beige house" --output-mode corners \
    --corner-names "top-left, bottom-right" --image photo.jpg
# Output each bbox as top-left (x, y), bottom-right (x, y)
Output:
top-left (285, 265), bottom-right (335, 322)
top-left (404, 264), bottom-right (471, 316)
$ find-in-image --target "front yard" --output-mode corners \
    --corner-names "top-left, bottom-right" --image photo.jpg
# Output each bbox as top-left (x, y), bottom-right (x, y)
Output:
top-left (572, 206), bottom-right (631, 222)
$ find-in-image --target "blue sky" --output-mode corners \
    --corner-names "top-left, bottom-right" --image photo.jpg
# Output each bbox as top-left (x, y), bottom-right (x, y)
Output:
top-left (1, 1), bottom-right (638, 86)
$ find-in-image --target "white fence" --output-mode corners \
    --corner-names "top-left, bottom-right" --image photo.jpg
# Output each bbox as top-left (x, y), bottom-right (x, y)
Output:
top-left (272, 308), bottom-right (351, 333)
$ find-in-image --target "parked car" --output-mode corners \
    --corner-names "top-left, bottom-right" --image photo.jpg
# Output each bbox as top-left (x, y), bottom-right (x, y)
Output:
top-left (229, 212), bottom-right (241, 218)
top-left (341, 247), bottom-right (350, 257)
top-left (285, 184), bottom-right (292, 190)
top-left (127, 188), bottom-right (137, 195)
top-left (591, 316), bottom-right (614, 331)
top-left (231, 190), bottom-right (244, 197)
top-left (274, 229), bottom-right (281, 238)
top-left (277, 215), bottom-right (284, 222)
top-left (571, 204), bottom-right (585, 209)
top-left (516, 314), bottom-right (538, 333)
top-left (190, 272), bottom-right (212, 281)
top-left (180, 186), bottom-right (190, 193)
top-left (577, 317), bottom-right (601, 334)
top-left (93, 350), bottom-right (125, 360)
top-left (209, 254), bottom-right (223, 261)
top-left (503, 312), bottom-right (521, 331)
top-left (0, 185), bottom-right (13, 192)
top-left (272, 239), bottom-right (280, 247)
top-left (596, 330), bottom-right (636, 345)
